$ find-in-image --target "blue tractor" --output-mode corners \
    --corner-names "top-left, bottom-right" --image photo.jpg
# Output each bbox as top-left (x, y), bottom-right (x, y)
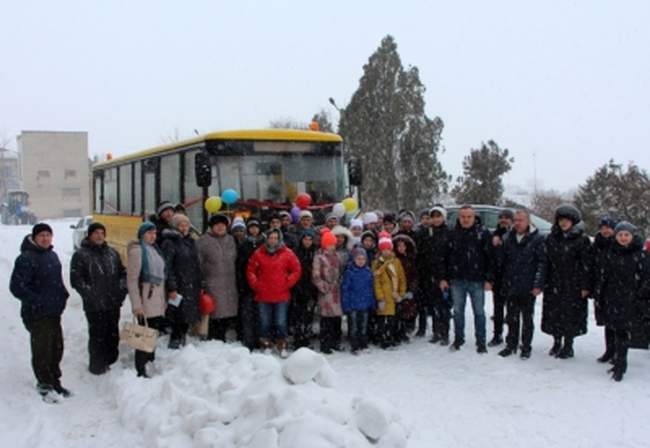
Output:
top-left (1, 190), bottom-right (37, 225)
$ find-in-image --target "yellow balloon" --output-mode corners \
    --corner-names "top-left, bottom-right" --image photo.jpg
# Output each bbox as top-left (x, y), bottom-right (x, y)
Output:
top-left (342, 197), bottom-right (358, 213)
top-left (204, 196), bottom-right (222, 213)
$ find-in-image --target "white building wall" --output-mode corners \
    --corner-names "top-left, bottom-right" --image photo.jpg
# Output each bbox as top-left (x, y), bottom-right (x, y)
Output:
top-left (17, 131), bottom-right (90, 219)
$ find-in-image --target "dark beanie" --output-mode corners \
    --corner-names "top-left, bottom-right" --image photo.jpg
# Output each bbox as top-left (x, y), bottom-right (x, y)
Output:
top-left (87, 222), bottom-right (106, 237)
top-left (614, 221), bottom-right (637, 236)
top-left (208, 213), bottom-right (230, 228)
top-left (32, 223), bottom-right (53, 238)
top-left (156, 201), bottom-right (175, 217)
top-left (599, 216), bottom-right (618, 230)
top-left (498, 209), bottom-right (515, 220)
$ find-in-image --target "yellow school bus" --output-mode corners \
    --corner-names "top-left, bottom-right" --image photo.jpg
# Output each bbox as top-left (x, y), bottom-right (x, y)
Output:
top-left (91, 129), bottom-right (345, 259)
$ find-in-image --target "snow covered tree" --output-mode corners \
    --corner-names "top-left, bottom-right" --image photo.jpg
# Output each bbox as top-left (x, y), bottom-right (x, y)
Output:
top-left (339, 35), bottom-right (447, 210)
top-left (269, 118), bottom-right (308, 129)
top-left (451, 140), bottom-right (513, 205)
top-left (574, 160), bottom-right (650, 236)
top-left (530, 189), bottom-right (571, 223)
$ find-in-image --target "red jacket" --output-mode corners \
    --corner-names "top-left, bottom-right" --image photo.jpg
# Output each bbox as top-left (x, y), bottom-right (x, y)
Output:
top-left (246, 245), bottom-right (302, 303)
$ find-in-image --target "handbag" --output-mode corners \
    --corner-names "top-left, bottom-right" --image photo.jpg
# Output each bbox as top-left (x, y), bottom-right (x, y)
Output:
top-left (120, 317), bottom-right (159, 353)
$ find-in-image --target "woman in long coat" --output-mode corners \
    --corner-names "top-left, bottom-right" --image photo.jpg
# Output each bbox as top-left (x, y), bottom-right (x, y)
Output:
top-left (197, 214), bottom-right (239, 341)
top-left (160, 214), bottom-right (202, 348)
top-left (594, 221), bottom-right (650, 381)
top-left (126, 222), bottom-right (167, 377)
top-left (542, 205), bottom-right (591, 359)
top-left (290, 229), bottom-right (319, 349)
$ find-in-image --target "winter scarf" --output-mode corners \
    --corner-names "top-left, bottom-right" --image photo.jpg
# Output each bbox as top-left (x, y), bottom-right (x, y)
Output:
top-left (140, 241), bottom-right (166, 285)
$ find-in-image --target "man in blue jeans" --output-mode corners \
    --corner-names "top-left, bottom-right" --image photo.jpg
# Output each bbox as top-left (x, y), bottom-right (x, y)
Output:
top-left (440, 205), bottom-right (494, 353)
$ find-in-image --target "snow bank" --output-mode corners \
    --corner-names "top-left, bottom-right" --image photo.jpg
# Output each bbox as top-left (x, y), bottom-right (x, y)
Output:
top-left (110, 343), bottom-right (408, 448)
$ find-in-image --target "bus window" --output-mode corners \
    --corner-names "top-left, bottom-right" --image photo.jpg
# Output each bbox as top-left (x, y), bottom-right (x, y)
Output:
top-left (217, 156), bottom-right (242, 193)
top-left (119, 164), bottom-right (132, 214)
top-left (94, 174), bottom-right (102, 213)
top-left (104, 167), bottom-right (118, 214)
top-left (134, 162), bottom-right (142, 216)
top-left (183, 150), bottom-right (203, 228)
top-left (144, 170), bottom-right (156, 217)
top-left (160, 154), bottom-right (181, 205)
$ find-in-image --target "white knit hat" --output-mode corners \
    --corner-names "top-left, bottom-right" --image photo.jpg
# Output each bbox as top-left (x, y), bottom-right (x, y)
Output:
top-left (430, 206), bottom-right (448, 220)
top-left (349, 218), bottom-right (363, 230)
top-left (362, 212), bottom-right (379, 225)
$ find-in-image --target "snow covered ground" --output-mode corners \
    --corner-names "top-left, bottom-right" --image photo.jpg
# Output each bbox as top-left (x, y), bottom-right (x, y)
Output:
top-left (1, 220), bottom-right (650, 447)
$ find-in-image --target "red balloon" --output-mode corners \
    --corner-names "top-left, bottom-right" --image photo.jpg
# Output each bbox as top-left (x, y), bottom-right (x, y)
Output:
top-left (296, 193), bottom-right (312, 209)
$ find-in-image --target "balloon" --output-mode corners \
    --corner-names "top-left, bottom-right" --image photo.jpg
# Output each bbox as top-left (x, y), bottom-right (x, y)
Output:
top-left (221, 189), bottom-right (239, 205)
top-left (204, 196), bottom-right (222, 213)
top-left (342, 197), bottom-right (358, 213)
top-left (296, 193), bottom-right (312, 209)
top-left (332, 203), bottom-right (346, 218)
top-left (291, 206), bottom-right (301, 224)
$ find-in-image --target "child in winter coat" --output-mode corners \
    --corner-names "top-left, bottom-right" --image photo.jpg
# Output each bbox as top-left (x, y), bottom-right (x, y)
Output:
top-left (393, 234), bottom-right (419, 343)
top-left (290, 229), bottom-right (318, 349)
top-left (312, 229), bottom-right (343, 354)
top-left (372, 232), bottom-right (407, 349)
top-left (341, 247), bottom-right (376, 353)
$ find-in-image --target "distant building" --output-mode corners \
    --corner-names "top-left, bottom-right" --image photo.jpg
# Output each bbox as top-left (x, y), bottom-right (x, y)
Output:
top-left (17, 131), bottom-right (91, 219)
top-left (0, 148), bottom-right (21, 199)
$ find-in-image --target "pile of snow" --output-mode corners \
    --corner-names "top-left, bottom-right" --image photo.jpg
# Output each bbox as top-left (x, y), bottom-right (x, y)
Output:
top-left (111, 343), bottom-right (408, 448)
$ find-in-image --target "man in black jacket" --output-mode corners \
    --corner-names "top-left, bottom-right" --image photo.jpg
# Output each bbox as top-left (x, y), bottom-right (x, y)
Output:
top-left (70, 222), bottom-right (127, 374)
top-left (10, 223), bottom-right (70, 402)
top-left (488, 209), bottom-right (514, 347)
top-left (498, 209), bottom-right (546, 359)
top-left (440, 205), bottom-right (494, 353)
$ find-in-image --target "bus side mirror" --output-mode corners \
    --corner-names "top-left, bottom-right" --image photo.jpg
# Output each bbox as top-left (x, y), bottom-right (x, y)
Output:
top-left (348, 158), bottom-right (362, 186)
top-left (195, 153), bottom-right (212, 188)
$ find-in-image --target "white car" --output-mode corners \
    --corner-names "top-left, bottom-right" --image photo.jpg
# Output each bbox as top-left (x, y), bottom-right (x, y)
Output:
top-left (71, 216), bottom-right (93, 251)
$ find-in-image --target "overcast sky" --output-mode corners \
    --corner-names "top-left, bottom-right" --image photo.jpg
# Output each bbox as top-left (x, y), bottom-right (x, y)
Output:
top-left (2, 0), bottom-right (649, 192)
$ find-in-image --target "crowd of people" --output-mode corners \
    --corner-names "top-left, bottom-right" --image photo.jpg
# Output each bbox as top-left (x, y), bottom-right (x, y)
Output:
top-left (9, 201), bottom-right (650, 402)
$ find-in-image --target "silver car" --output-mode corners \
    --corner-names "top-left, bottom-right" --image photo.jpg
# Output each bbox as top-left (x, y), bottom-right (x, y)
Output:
top-left (71, 216), bottom-right (93, 251)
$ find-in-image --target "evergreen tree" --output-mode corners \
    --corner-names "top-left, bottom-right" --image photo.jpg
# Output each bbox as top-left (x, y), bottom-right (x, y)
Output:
top-left (451, 140), bottom-right (513, 205)
top-left (574, 160), bottom-right (650, 236)
top-left (311, 109), bottom-right (334, 133)
top-left (339, 35), bottom-right (447, 210)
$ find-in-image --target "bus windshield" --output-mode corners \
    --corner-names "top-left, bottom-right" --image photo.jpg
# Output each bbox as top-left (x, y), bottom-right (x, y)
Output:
top-left (208, 153), bottom-right (345, 205)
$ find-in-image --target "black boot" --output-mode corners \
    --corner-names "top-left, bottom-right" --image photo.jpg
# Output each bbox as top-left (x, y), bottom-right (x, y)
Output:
top-left (429, 332), bottom-right (441, 344)
top-left (488, 334), bottom-right (503, 347)
top-left (558, 337), bottom-right (574, 359)
top-left (450, 339), bottom-right (464, 351)
top-left (476, 343), bottom-right (488, 354)
top-left (549, 336), bottom-right (562, 357)
top-left (499, 346), bottom-right (517, 357)
top-left (520, 346), bottom-right (532, 359)
top-left (597, 350), bottom-right (614, 363)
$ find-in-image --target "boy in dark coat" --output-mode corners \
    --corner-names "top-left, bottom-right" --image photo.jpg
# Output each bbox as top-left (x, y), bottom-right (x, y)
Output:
top-left (594, 221), bottom-right (650, 381)
top-left (290, 229), bottom-right (319, 349)
top-left (542, 205), bottom-right (591, 359)
top-left (10, 223), bottom-right (70, 402)
top-left (341, 247), bottom-right (376, 352)
top-left (427, 206), bottom-right (452, 345)
top-left (590, 216), bottom-right (617, 363)
top-left (497, 210), bottom-right (545, 359)
top-left (70, 222), bottom-right (127, 374)
top-left (236, 218), bottom-right (265, 350)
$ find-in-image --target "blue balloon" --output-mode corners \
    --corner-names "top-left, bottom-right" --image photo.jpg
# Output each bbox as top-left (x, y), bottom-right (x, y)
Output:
top-left (221, 189), bottom-right (239, 205)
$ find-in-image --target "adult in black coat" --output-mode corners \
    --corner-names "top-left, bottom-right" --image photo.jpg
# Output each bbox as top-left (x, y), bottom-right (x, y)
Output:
top-left (440, 206), bottom-right (494, 353)
top-left (589, 217), bottom-right (617, 362)
top-left (427, 207), bottom-right (453, 345)
top-left (542, 205), bottom-right (591, 359)
top-left (10, 223), bottom-right (71, 401)
top-left (488, 209), bottom-right (514, 347)
top-left (235, 218), bottom-right (265, 349)
top-left (160, 214), bottom-right (202, 348)
top-left (290, 229), bottom-right (319, 348)
top-left (497, 210), bottom-right (546, 359)
top-left (70, 223), bottom-right (127, 374)
top-left (593, 221), bottom-right (650, 381)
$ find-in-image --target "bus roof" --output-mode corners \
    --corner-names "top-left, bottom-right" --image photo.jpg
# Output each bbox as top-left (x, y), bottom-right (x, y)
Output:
top-left (94, 129), bottom-right (343, 169)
